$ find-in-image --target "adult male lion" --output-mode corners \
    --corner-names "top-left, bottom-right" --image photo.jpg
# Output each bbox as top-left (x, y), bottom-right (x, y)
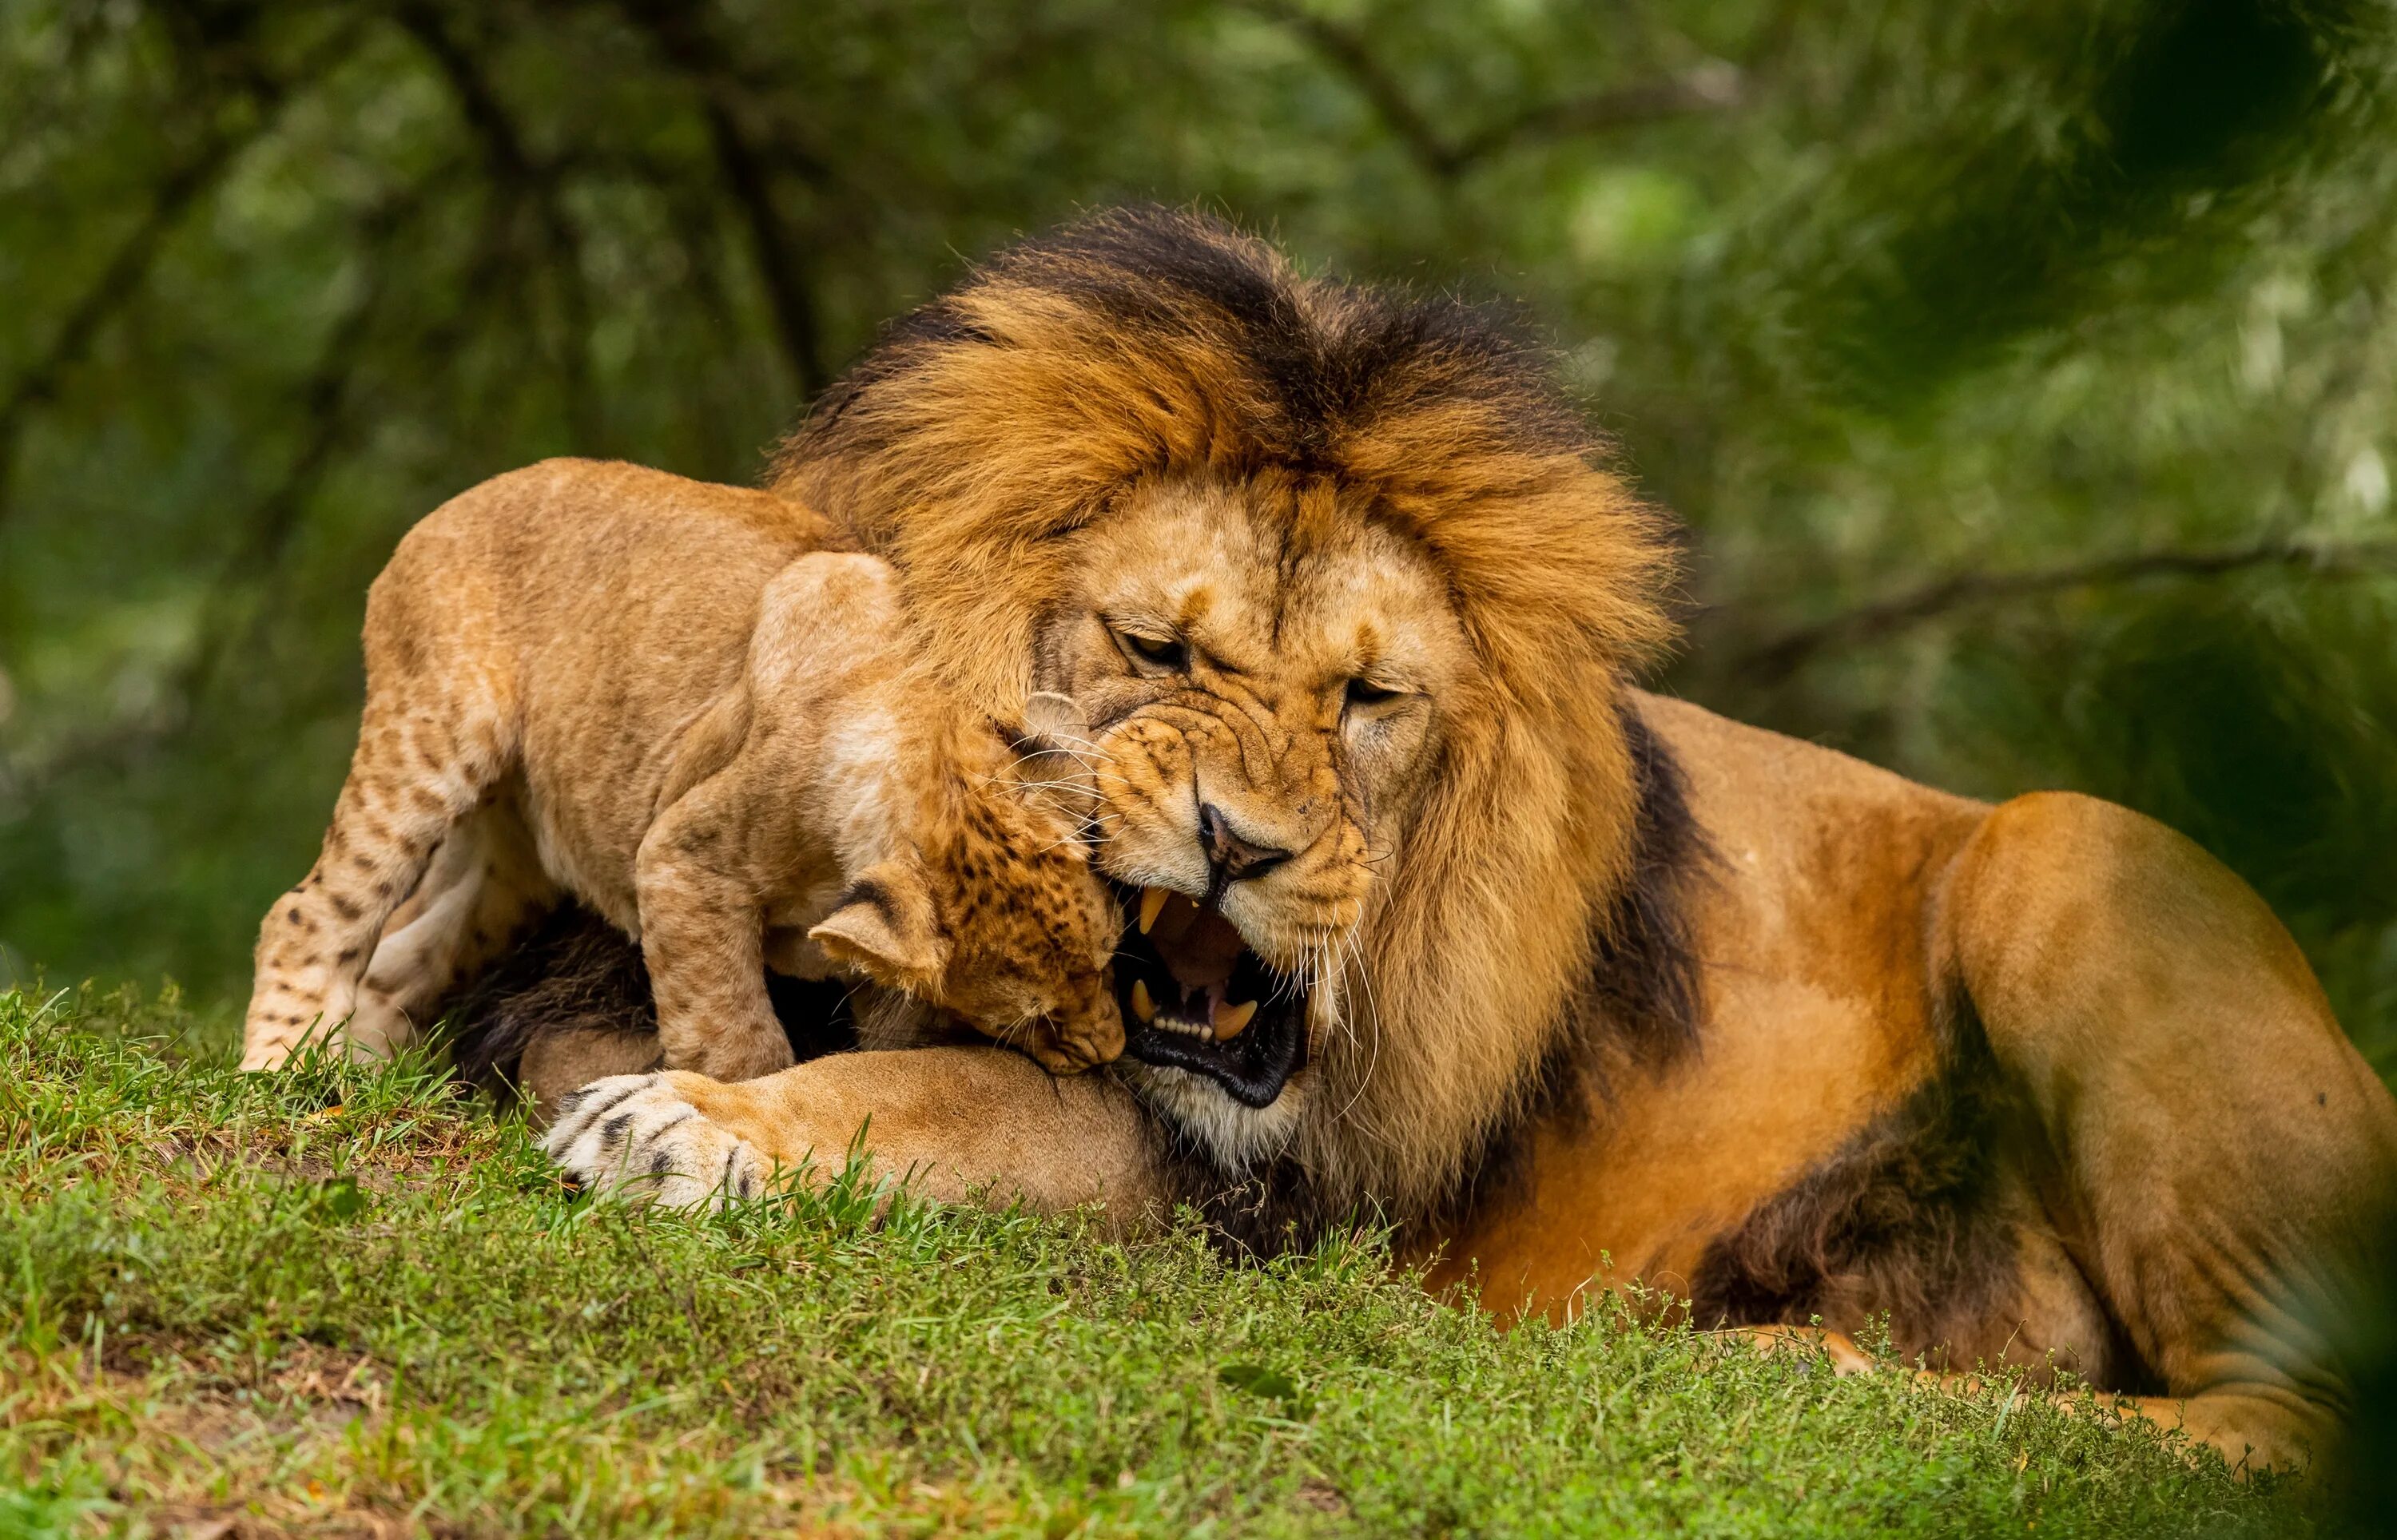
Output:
top-left (531, 210), bottom-right (2395, 1471)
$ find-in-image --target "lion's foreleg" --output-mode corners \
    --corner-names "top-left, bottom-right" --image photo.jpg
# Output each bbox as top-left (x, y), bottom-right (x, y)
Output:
top-left (546, 1046), bottom-right (1170, 1220)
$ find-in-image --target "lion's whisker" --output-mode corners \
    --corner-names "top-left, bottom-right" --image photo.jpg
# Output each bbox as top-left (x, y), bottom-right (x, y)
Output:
top-left (1326, 923), bottom-right (1392, 1149)
top-left (1000, 776), bottom-right (1103, 794)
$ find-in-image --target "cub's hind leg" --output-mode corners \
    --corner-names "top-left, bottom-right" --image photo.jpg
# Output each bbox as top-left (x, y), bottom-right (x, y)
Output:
top-left (241, 597), bottom-right (516, 1070)
top-left (352, 800), bottom-right (559, 1053)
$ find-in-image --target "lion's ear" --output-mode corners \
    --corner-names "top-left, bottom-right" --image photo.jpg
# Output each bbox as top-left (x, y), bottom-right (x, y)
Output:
top-left (809, 860), bottom-right (950, 996)
top-left (1008, 692), bottom-right (1098, 815)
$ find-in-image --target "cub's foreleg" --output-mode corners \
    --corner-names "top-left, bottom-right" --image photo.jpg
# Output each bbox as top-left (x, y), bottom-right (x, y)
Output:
top-left (241, 604), bottom-right (514, 1069)
top-left (633, 781), bottom-right (794, 1084)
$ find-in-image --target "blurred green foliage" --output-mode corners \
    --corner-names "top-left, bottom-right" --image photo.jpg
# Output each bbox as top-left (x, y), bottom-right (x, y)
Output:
top-left (2, 0), bottom-right (2394, 1079)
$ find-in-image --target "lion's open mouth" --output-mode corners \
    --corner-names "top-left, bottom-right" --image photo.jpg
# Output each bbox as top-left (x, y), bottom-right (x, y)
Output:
top-left (1109, 881), bottom-right (1306, 1108)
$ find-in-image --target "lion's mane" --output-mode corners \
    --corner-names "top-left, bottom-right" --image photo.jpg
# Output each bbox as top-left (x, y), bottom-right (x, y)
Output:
top-left (772, 209), bottom-right (1703, 1241)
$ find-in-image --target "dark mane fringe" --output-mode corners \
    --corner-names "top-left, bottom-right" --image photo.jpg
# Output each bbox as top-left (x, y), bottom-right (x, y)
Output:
top-left (1167, 703), bottom-right (1710, 1258)
top-left (1576, 703), bottom-right (1709, 1071)
top-left (440, 907), bottom-right (655, 1090)
top-left (795, 204), bottom-right (1588, 482)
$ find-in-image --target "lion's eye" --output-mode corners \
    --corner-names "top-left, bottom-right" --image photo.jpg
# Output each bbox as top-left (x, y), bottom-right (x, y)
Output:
top-left (1118, 629), bottom-right (1187, 672)
top-left (1345, 677), bottom-right (1402, 710)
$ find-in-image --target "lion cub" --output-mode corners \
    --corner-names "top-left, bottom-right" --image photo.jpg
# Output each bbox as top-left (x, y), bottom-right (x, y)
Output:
top-left (239, 458), bottom-right (1123, 1082)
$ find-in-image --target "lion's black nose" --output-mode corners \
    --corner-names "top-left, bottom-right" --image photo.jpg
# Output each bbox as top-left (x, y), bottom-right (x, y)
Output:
top-left (1198, 801), bottom-right (1292, 883)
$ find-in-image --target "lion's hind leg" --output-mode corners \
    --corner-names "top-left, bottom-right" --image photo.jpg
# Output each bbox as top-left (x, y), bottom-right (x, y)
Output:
top-left (1730, 1326), bottom-right (2306, 1474)
top-left (1945, 792), bottom-right (2397, 1472)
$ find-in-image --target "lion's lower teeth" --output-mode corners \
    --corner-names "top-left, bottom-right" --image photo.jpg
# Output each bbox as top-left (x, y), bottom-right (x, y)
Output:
top-left (1128, 971), bottom-right (1258, 1042)
top-left (1212, 999), bottom-right (1258, 1041)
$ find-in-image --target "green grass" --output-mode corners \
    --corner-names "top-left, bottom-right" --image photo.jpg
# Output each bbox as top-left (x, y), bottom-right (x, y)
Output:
top-left (0, 987), bottom-right (2348, 1538)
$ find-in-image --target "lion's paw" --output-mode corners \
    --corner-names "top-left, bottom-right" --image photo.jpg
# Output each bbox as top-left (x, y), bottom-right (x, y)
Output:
top-left (541, 1074), bottom-right (765, 1209)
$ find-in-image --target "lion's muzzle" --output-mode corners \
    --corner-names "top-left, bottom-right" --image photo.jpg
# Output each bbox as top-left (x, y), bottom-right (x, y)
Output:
top-left (1079, 681), bottom-right (1370, 1109)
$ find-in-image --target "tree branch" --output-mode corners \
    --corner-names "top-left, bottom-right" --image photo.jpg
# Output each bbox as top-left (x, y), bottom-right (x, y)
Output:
top-left (1250, 1), bottom-right (1461, 179)
top-left (173, 174), bottom-right (476, 713)
top-left (2, 171), bottom-right (460, 799)
top-left (0, 93), bottom-right (308, 523)
top-left (696, 97), bottom-right (829, 401)
top-left (610, 0), bottom-right (832, 399)
top-left (1734, 538), bottom-right (2397, 681)
top-left (391, 2), bottom-right (537, 178)
top-left (1445, 61), bottom-right (1743, 166)
top-left (1246, 1), bottom-right (1741, 182)
top-left (391, 2), bottom-right (603, 447)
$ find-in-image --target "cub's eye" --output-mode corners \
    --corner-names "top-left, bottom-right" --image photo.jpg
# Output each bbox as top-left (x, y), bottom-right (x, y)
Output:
top-left (1115, 628), bottom-right (1187, 673)
top-left (1344, 677), bottom-right (1403, 710)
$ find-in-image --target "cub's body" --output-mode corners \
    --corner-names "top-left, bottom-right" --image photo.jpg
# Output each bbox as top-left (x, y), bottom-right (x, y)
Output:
top-left (240, 458), bottom-right (1122, 1086)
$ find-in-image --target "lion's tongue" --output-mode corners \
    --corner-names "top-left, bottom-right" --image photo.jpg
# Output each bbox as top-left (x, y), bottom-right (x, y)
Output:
top-left (1147, 894), bottom-right (1246, 992)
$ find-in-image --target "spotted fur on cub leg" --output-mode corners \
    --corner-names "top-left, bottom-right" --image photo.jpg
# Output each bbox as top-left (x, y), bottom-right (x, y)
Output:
top-left (349, 804), bottom-right (559, 1058)
top-left (239, 601), bottom-right (517, 1070)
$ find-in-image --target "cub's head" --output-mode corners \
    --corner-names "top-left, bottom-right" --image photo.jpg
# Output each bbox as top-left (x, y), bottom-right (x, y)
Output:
top-left (780, 208), bottom-right (1680, 1208)
top-left (807, 701), bottom-right (1125, 1076)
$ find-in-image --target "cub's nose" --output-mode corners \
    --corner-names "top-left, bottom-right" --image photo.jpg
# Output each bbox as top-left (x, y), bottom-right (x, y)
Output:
top-left (1198, 801), bottom-right (1293, 884)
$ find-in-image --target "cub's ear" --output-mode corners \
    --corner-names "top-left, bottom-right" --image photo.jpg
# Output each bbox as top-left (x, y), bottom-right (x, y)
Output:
top-left (808, 860), bottom-right (950, 996)
top-left (1008, 692), bottom-right (1097, 814)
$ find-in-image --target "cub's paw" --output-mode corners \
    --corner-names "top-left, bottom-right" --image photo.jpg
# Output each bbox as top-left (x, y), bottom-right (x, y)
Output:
top-left (541, 1074), bottom-right (765, 1209)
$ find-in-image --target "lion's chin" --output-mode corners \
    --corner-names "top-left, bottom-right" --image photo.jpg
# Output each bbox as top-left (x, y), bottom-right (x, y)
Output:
top-left (1107, 881), bottom-right (1310, 1111)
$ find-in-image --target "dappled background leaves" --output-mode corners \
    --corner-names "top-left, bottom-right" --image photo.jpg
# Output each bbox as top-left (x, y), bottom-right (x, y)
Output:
top-left (1, 0), bottom-right (2393, 1078)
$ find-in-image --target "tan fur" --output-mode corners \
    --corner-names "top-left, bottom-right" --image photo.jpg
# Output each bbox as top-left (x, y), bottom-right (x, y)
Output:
top-left (240, 458), bottom-right (1123, 1081)
top-left (1423, 700), bottom-right (2397, 1471)
top-left (544, 212), bottom-right (2397, 1472)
